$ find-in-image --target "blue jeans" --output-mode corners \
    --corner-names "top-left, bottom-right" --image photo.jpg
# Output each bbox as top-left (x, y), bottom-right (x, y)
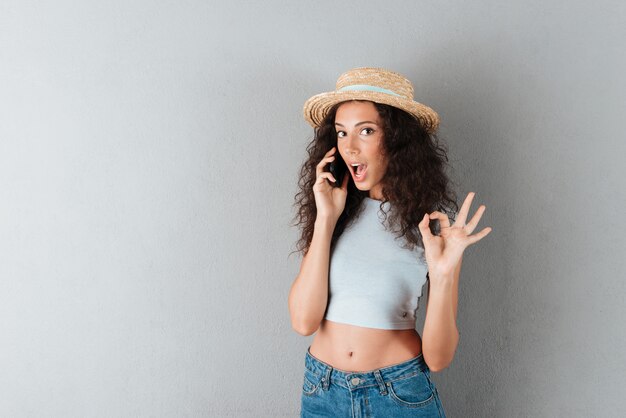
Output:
top-left (301, 346), bottom-right (446, 417)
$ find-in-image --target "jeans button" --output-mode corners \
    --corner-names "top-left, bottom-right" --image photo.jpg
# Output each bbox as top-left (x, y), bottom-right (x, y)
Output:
top-left (351, 377), bottom-right (360, 385)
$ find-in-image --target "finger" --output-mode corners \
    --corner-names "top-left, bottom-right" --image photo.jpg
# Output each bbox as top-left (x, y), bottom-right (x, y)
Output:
top-left (454, 192), bottom-right (476, 226)
top-left (316, 172), bottom-right (336, 184)
top-left (315, 154), bottom-right (335, 170)
top-left (464, 205), bottom-right (486, 234)
top-left (428, 211), bottom-right (451, 228)
top-left (315, 154), bottom-right (336, 176)
top-left (466, 227), bottom-right (492, 245)
top-left (418, 212), bottom-right (434, 244)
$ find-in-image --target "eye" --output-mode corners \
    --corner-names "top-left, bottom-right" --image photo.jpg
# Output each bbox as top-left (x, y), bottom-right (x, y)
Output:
top-left (361, 127), bottom-right (374, 135)
top-left (337, 131), bottom-right (346, 138)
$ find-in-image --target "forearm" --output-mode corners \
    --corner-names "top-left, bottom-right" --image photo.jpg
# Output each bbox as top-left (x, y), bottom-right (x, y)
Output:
top-left (421, 267), bottom-right (460, 371)
top-left (288, 216), bottom-right (336, 335)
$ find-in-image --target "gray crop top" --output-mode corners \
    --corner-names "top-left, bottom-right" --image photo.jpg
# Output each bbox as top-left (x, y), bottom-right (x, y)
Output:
top-left (324, 197), bottom-right (429, 330)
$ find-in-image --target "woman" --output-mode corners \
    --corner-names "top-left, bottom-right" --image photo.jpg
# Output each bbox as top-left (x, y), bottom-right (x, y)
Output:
top-left (289, 67), bottom-right (491, 417)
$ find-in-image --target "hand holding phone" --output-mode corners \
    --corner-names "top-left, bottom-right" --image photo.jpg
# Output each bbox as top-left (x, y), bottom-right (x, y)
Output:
top-left (313, 146), bottom-right (349, 221)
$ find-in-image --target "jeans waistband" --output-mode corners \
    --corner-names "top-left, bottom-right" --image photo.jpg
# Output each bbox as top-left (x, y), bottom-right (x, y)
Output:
top-left (304, 346), bottom-right (430, 391)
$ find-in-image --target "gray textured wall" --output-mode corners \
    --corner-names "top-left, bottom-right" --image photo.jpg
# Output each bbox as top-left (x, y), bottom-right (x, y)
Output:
top-left (1, 1), bottom-right (624, 417)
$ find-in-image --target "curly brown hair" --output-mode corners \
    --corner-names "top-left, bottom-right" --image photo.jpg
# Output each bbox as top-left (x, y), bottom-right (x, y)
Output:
top-left (290, 100), bottom-right (459, 258)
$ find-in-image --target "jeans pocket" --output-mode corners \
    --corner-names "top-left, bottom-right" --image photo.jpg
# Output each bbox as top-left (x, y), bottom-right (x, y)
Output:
top-left (302, 369), bottom-right (321, 397)
top-left (387, 371), bottom-right (436, 408)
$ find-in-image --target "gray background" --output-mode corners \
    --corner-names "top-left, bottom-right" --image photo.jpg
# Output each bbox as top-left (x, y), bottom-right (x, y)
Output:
top-left (1, 1), bottom-right (624, 417)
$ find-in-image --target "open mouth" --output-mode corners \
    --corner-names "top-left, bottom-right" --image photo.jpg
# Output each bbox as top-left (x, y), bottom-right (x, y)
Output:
top-left (350, 163), bottom-right (368, 181)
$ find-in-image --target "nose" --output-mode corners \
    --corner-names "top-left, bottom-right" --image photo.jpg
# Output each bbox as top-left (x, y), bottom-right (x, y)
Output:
top-left (344, 132), bottom-right (360, 155)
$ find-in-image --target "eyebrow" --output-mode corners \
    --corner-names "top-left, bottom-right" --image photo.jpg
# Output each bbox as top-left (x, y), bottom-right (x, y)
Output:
top-left (334, 121), bottom-right (378, 127)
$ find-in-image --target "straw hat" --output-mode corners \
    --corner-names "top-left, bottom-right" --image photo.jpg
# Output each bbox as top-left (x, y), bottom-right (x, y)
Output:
top-left (302, 67), bottom-right (440, 134)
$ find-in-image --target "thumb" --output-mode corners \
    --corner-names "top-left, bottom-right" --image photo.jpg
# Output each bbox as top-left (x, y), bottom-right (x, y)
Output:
top-left (341, 172), bottom-right (349, 191)
top-left (418, 213), bottom-right (433, 244)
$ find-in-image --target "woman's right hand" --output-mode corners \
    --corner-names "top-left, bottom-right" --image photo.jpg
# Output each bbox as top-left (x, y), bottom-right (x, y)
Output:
top-left (313, 146), bottom-right (350, 222)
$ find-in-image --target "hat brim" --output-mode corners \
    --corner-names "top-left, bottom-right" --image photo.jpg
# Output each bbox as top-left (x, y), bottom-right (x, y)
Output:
top-left (303, 90), bottom-right (440, 134)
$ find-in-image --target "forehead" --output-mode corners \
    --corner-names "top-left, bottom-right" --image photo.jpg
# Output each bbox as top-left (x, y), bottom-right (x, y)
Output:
top-left (334, 100), bottom-right (380, 123)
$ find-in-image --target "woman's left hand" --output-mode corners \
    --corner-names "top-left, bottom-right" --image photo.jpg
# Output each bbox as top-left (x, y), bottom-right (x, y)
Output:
top-left (418, 192), bottom-right (492, 279)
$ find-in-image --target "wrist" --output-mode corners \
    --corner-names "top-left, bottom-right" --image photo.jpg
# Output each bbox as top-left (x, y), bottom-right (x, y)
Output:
top-left (428, 272), bottom-right (455, 289)
top-left (315, 216), bottom-right (337, 231)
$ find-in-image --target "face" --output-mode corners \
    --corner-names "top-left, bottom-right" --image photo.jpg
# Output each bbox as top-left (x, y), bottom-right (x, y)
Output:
top-left (334, 100), bottom-right (388, 200)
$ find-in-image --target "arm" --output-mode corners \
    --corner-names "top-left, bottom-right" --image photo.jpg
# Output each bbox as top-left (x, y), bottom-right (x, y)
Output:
top-left (287, 216), bottom-right (336, 336)
top-left (418, 192), bottom-right (491, 372)
top-left (421, 255), bottom-right (462, 372)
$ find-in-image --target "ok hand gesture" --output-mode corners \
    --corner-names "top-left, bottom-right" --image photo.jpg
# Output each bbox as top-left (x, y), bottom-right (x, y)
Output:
top-left (418, 192), bottom-right (492, 280)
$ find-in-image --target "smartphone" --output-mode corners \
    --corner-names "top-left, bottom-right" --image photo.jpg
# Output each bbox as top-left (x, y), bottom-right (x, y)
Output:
top-left (328, 147), bottom-right (347, 187)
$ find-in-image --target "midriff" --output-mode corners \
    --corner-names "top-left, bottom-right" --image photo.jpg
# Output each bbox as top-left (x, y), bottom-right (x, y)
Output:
top-left (308, 318), bottom-right (423, 372)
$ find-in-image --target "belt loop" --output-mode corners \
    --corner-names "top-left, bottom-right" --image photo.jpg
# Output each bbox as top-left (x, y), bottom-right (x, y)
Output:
top-left (373, 370), bottom-right (388, 395)
top-left (321, 366), bottom-right (332, 390)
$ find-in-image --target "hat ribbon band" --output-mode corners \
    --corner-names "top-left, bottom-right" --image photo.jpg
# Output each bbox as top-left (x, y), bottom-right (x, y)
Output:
top-left (337, 84), bottom-right (402, 97)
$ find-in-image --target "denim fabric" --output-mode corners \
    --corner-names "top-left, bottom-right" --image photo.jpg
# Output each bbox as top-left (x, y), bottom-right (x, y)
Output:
top-left (301, 346), bottom-right (446, 417)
